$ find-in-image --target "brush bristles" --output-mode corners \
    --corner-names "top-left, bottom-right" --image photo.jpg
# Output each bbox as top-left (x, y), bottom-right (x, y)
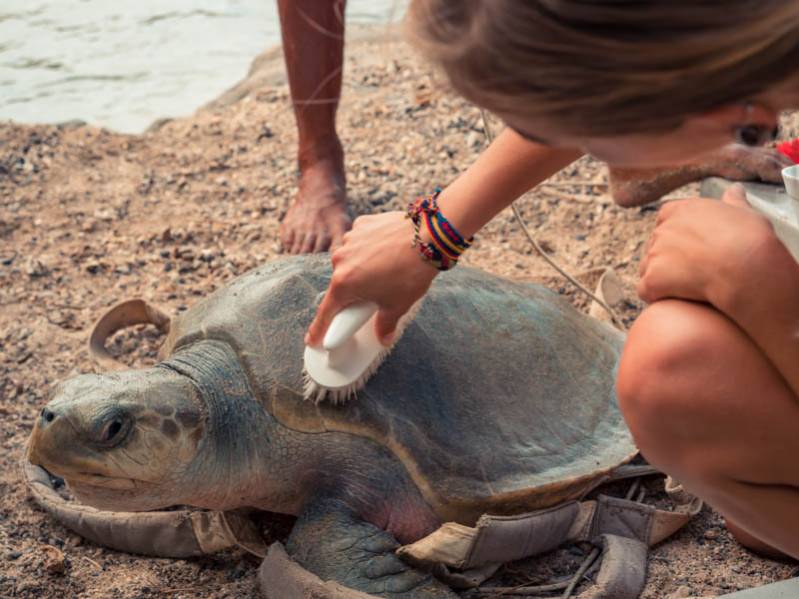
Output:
top-left (302, 299), bottom-right (422, 404)
top-left (302, 344), bottom-right (393, 404)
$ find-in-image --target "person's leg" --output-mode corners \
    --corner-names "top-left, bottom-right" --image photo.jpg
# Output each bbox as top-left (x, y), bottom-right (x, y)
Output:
top-left (617, 299), bottom-right (799, 559)
top-left (277, 0), bottom-right (351, 254)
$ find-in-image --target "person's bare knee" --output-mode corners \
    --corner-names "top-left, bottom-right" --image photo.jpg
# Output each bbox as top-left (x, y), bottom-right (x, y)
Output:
top-left (617, 300), bottom-right (741, 473)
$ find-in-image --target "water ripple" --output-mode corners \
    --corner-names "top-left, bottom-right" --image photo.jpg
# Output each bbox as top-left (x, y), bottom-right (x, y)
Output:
top-left (0, 0), bottom-right (406, 132)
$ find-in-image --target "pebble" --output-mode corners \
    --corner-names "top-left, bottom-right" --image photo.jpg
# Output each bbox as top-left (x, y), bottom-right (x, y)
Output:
top-left (25, 258), bottom-right (48, 278)
top-left (39, 544), bottom-right (66, 574)
top-left (665, 587), bottom-right (692, 599)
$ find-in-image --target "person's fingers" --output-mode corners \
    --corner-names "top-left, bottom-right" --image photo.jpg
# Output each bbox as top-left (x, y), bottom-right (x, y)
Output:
top-left (636, 277), bottom-right (655, 304)
top-left (313, 233), bottom-right (332, 253)
top-left (722, 183), bottom-right (749, 208)
top-left (374, 307), bottom-right (404, 346)
top-left (330, 246), bottom-right (347, 267)
top-left (329, 230), bottom-right (347, 252)
top-left (655, 199), bottom-right (680, 224)
top-left (306, 289), bottom-right (346, 346)
top-left (300, 233), bottom-right (318, 254)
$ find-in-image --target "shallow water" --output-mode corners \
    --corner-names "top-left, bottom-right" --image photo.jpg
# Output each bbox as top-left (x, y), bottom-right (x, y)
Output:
top-left (0, 0), bottom-right (405, 133)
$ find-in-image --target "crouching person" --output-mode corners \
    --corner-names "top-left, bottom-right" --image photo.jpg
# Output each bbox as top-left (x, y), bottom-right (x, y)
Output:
top-left (617, 184), bottom-right (799, 560)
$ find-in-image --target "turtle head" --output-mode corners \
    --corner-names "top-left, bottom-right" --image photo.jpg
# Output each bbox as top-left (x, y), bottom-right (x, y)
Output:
top-left (28, 368), bottom-right (206, 511)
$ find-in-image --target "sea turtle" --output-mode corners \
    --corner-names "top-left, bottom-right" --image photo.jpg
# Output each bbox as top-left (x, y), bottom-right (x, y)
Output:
top-left (26, 255), bottom-right (637, 598)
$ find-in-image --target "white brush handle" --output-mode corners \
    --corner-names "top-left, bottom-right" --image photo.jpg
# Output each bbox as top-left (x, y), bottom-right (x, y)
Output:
top-left (322, 302), bottom-right (379, 351)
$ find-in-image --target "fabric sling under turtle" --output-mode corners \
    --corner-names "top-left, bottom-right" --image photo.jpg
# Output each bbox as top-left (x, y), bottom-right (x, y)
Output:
top-left (25, 255), bottom-right (688, 598)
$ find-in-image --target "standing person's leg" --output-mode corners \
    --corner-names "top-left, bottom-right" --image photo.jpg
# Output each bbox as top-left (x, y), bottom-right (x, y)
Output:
top-left (277, 0), bottom-right (351, 254)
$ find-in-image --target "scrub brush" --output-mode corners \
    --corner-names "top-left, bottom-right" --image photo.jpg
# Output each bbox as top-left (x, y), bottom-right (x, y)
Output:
top-left (303, 301), bottom-right (419, 404)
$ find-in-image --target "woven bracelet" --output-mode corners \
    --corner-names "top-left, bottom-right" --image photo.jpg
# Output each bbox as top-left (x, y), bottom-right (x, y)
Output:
top-left (406, 189), bottom-right (473, 271)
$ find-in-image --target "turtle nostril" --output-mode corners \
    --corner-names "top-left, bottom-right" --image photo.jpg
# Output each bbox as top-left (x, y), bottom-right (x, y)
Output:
top-left (40, 408), bottom-right (56, 424)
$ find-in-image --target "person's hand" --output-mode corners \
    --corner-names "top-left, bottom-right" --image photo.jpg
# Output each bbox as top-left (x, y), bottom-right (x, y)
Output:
top-left (711, 145), bottom-right (792, 184)
top-left (638, 184), bottom-right (779, 308)
top-left (306, 211), bottom-right (439, 346)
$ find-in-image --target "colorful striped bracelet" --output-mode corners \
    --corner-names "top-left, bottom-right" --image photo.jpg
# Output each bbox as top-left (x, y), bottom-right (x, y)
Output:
top-left (406, 189), bottom-right (473, 271)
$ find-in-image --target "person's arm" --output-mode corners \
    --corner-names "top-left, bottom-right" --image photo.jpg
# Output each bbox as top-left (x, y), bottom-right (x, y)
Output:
top-left (610, 145), bottom-right (791, 207)
top-left (435, 129), bottom-right (582, 237)
top-left (638, 185), bottom-right (799, 397)
top-left (306, 129), bottom-right (582, 345)
top-left (717, 223), bottom-right (799, 398)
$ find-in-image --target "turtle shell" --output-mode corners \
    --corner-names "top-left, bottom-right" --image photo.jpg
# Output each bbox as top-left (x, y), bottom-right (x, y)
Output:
top-left (162, 255), bottom-right (636, 523)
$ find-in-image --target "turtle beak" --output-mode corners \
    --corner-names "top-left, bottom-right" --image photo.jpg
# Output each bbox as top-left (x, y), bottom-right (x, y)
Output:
top-left (27, 404), bottom-right (100, 478)
top-left (28, 404), bottom-right (74, 472)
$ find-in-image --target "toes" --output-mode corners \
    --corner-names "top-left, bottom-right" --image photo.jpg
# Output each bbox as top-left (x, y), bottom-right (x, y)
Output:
top-left (290, 234), bottom-right (306, 255)
top-left (313, 234), bottom-right (332, 253)
top-left (280, 226), bottom-right (295, 254)
top-left (300, 233), bottom-right (318, 254)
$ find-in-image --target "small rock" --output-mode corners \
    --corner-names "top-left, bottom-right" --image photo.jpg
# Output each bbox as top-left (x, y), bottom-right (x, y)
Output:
top-left (40, 544), bottom-right (65, 574)
top-left (465, 130), bottom-right (481, 148)
top-left (5, 550), bottom-right (22, 561)
top-left (257, 125), bottom-right (273, 141)
top-left (25, 257), bottom-right (49, 277)
top-left (93, 208), bottom-right (115, 222)
top-left (665, 586), bottom-right (692, 599)
top-left (704, 529), bottom-right (720, 541)
top-left (538, 239), bottom-right (556, 254)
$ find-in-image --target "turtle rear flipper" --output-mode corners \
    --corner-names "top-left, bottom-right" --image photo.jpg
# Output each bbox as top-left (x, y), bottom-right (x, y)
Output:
top-left (270, 498), bottom-right (457, 599)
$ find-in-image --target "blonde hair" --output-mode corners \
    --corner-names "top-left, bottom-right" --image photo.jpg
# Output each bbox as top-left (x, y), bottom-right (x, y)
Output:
top-left (406, 0), bottom-right (799, 136)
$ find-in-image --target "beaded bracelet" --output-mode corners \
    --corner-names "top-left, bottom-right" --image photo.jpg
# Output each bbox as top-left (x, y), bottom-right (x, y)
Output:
top-left (406, 189), bottom-right (473, 271)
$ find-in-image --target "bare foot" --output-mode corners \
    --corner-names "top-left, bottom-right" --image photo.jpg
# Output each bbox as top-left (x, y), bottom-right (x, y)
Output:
top-left (280, 156), bottom-right (352, 254)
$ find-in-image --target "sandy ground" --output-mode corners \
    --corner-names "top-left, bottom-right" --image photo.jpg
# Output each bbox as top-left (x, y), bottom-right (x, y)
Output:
top-left (1, 30), bottom-right (797, 599)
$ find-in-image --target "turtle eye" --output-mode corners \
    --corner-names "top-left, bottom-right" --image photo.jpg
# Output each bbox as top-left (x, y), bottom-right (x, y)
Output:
top-left (105, 419), bottom-right (123, 442)
top-left (98, 415), bottom-right (130, 447)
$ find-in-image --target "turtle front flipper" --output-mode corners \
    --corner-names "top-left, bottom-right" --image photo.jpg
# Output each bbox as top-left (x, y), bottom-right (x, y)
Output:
top-left (264, 498), bottom-right (457, 599)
